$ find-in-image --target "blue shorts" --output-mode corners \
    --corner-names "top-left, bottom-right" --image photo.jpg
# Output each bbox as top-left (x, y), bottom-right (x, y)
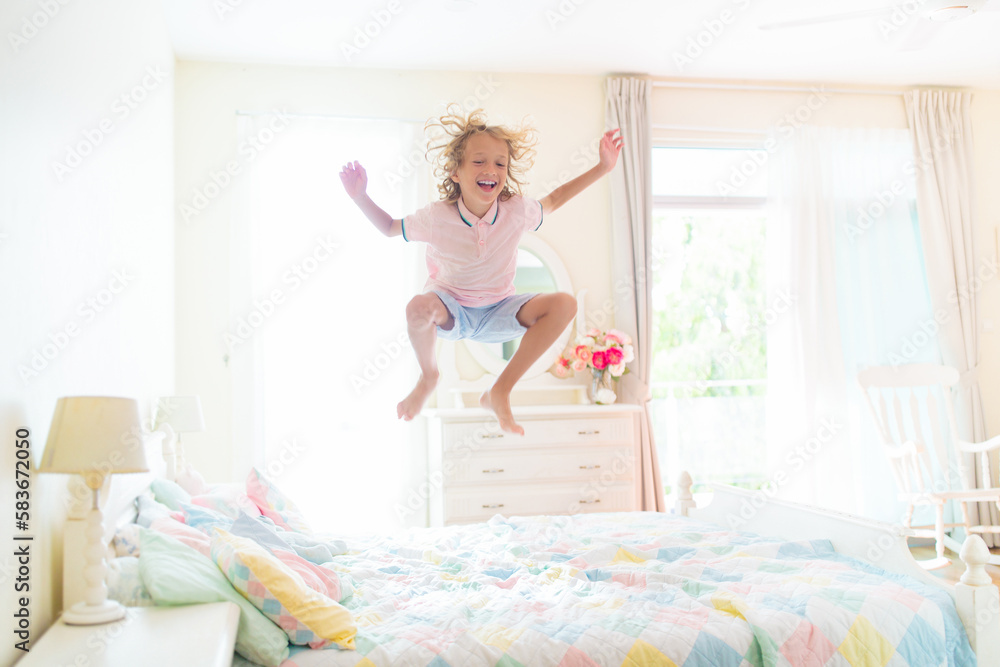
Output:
top-left (433, 290), bottom-right (538, 343)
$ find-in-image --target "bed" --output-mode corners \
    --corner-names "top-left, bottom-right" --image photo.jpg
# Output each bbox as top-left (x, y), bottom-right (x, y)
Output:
top-left (64, 436), bottom-right (999, 666)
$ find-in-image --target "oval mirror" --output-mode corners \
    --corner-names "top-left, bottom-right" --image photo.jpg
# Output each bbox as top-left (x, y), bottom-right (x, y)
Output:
top-left (465, 234), bottom-right (575, 380)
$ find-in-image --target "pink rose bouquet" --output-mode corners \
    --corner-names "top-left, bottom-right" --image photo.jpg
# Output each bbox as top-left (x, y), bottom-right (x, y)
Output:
top-left (554, 328), bottom-right (634, 404)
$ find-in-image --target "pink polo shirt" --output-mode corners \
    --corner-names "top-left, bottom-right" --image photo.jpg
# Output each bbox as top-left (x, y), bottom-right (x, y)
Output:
top-left (402, 195), bottom-right (544, 307)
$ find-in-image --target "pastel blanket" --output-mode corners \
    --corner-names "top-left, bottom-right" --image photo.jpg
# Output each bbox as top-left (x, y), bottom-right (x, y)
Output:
top-left (279, 512), bottom-right (973, 667)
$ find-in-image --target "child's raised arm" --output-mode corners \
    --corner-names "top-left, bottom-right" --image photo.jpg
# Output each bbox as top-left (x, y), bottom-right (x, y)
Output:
top-left (339, 161), bottom-right (403, 237)
top-left (538, 129), bottom-right (623, 216)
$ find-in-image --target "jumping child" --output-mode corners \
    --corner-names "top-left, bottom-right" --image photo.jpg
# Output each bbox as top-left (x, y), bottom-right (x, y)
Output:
top-left (340, 106), bottom-right (622, 435)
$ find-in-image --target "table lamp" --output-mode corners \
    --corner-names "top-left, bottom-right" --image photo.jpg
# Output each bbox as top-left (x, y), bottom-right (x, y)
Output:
top-left (39, 396), bottom-right (148, 625)
top-left (153, 395), bottom-right (205, 480)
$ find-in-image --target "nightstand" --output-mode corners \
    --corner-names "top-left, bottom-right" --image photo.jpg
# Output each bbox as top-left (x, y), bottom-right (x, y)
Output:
top-left (17, 601), bottom-right (239, 667)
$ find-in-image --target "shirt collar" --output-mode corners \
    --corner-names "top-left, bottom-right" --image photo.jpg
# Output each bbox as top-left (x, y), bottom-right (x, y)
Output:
top-left (457, 197), bottom-right (499, 227)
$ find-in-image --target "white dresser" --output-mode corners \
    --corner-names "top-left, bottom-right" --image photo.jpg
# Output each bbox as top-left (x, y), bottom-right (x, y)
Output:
top-left (425, 404), bottom-right (642, 526)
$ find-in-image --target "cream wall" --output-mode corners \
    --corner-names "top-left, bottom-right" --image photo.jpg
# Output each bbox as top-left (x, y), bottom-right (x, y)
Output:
top-left (970, 91), bottom-right (1000, 438)
top-left (0, 0), bottom-right (175, 661)
top-left (174, 62), bottom-right (612, 482)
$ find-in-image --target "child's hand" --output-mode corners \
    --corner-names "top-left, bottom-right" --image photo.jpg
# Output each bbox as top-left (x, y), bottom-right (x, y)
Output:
top-left (339, 161), bottom-right (368, 200)
top-left (599, 129), bottom-right (623, 173)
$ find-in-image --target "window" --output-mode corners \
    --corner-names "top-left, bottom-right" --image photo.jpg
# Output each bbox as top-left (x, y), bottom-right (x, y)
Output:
top-left (650, 147), bottom-right (769, 495)
top-left (233, 115), bottom-right (426, 533)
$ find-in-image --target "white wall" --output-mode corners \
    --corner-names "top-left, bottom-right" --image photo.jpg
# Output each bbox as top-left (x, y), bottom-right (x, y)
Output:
top-left (0, 0), bottom-right (174, 661)
top-left (970, 91), bottom-right (1000, 438)
top-left (174, 62), bottom-right (612, 482)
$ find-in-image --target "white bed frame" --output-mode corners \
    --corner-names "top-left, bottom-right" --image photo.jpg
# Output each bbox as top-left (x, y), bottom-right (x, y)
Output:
top-left (673, 471), bottom-right (1000, 659)
top-left (63, 434), bottom-right (1000, 663)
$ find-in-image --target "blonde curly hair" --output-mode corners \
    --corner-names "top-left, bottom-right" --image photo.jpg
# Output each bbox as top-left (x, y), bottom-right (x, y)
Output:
top-left (425, 105), bottom-right (537, 203)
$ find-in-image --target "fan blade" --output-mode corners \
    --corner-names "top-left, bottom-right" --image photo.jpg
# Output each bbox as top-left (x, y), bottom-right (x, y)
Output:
top-left (759, 7), bottom-right (892, 31)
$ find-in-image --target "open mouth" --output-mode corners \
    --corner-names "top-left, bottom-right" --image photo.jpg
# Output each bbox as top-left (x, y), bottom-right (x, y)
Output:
top-left (477, 180), bottom-right (498, 193)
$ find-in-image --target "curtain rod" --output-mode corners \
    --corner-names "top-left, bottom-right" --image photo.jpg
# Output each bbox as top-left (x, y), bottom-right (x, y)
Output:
top-left (653, 124), bottom-right (767, 135)
top-left (234, 110), bottom-right (426, 123)
top-left (652, 80), bottom-right (905, 96)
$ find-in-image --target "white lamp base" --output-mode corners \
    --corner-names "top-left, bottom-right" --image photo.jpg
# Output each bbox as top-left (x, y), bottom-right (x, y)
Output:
top-left (62, 599), bottom-right (126, 625)
top-left (65, 498), bottom-right (124, 626)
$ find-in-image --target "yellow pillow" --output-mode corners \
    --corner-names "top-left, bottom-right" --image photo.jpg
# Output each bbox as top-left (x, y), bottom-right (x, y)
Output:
top-left (211, 529), bottom-right (356, 649)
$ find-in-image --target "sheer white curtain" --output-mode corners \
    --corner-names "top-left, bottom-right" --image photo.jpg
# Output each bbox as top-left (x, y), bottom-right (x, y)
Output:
top-left (905, 90), bottom-right (997, 544)
top-left (767, 126), bottom-right (937, 519)
top-left (230, 114), bottom-right (424, 533)
top-left (606, 76), bottom-right (664, 511)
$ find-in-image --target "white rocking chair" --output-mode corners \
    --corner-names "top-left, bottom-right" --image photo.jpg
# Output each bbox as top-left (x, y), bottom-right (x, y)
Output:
top-left (857, 363), bottom-right (1000, 569)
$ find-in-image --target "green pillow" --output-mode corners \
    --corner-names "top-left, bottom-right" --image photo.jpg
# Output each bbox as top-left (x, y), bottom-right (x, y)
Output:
top-left (150, 478), bottom-right (191, 511)
top-left (138, 528), bottom-right (290, 666)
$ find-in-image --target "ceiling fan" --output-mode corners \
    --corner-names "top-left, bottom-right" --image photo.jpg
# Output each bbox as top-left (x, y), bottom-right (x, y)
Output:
top-left (758, 0), bottom-right (999, 50)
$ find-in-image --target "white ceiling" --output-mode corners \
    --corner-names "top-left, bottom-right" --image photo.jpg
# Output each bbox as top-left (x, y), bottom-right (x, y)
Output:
top-left (163, 0), bottom-right (1000, 88)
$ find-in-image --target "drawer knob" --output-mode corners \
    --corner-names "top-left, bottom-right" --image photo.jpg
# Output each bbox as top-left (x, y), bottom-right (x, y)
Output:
top-left (578, 429), bottom-right (600, 435)
top-left (482, 468), bottom-right (505, 474)
top-left (482, 503), bottom-right (504, 509)
top-left (579, 464), bottom-right (601, 470)
top-left (579, 499), bottom-right (601, 504)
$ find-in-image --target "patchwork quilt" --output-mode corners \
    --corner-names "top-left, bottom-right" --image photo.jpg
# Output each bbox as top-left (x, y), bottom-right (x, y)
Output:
top-left (277, 512), bottom-right (973, 667)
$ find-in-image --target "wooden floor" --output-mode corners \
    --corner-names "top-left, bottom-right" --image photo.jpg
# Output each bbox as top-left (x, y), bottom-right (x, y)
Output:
top-left (910, 545), bottom-right (1000, 586)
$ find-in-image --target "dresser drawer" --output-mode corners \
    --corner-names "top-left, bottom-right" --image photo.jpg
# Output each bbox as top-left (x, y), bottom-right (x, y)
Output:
top-left (444, 483), bottom-right (636, 524)
top-left (444, 446), bottom-right (635, 485)
top-left (442, 416), bottom-right (633, 452)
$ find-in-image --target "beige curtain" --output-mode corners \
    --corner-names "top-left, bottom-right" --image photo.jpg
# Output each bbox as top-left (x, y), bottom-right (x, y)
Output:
top-left (605, 76), bottom-right (664, 512)
top-left (904, 89), bottom-right (998, 545)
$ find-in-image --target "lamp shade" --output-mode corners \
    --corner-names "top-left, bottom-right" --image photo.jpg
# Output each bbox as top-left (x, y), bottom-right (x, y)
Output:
top-left (39, 397), bottom-right (148, 478)
top-left (154, 395), bottom-right (206, 433)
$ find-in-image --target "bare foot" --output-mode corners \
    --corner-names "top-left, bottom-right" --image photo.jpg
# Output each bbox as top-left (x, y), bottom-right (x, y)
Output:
top-left (397, 373), bottom-right (438, 421)
top-left (479, 387), bottom-right (524, 435)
